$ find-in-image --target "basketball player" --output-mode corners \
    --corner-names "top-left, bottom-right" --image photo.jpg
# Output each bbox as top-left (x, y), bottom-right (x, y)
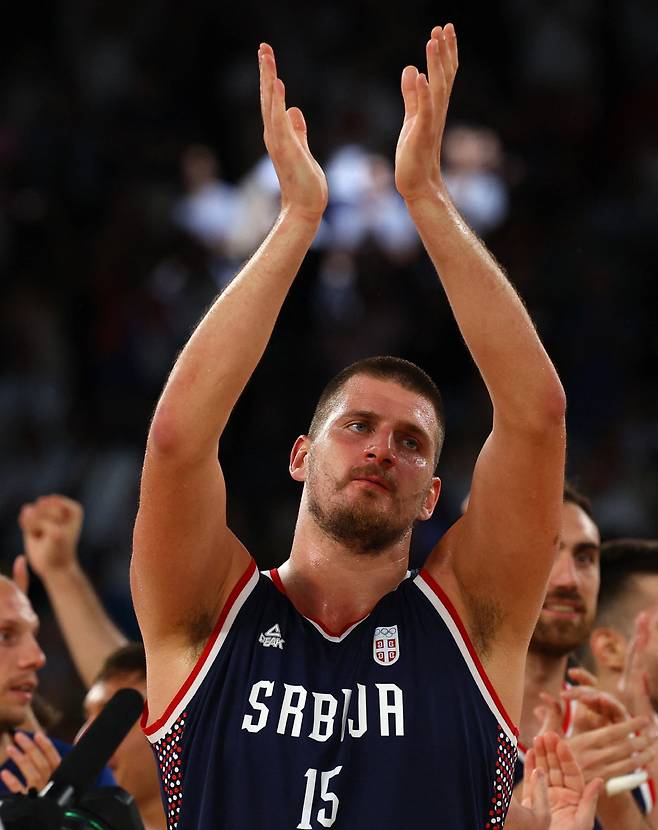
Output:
top-left (516, 490), bottom-right (656, 828)
top-left (133, 25), bottom-right (570, 828)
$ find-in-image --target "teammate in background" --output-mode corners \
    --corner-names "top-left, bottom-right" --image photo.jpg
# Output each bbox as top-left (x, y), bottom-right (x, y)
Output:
top-left (589, 539), bottom-right (658, 711)
top-left (17, 494), bottom-right (165, 829)
top-left (0, 574), bottom-right (63, 795)
top-left (80, 645), bottom-right (165, 830)
top-left (516, 486), bottom-right (656, 829)
top-left (133, 24), bottom-right (571, 828)
top-left (585, 539), bottom-right (658, 828)
top-left (18, 495), bottom-right (127, 687)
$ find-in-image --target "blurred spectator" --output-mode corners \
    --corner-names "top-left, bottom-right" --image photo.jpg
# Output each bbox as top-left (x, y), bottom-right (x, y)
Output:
top-left (442, 125), bottom-right (509, 236)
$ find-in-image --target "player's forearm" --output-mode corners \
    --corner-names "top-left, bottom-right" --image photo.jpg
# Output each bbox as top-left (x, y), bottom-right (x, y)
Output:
top-left (149, 207), bottom-right (319, 458)
top-left (40, 563), bottom-right (128, 688)
top-left (406, 189), bottom-right (565, 429)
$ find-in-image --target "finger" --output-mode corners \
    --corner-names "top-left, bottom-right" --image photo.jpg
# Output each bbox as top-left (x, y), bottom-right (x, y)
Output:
top-left (414, 72), bottom-right (433, 133)
top-left (542, 731), bottom-right (563, 788)
top-left (537, 692), bottom-right (563, 733)
top-left (287, 107), bottom-right (310, 153)
top-left (18, 505), bottom-right (42, 534)
top-left (434, 27), bottom-right (455, 91)
top-left (596, 749), bottom-right (656, 779)
top-left (531, 769), bottom-right (550, 819)
top-left (533, 734), bottom-right (549, 775)
top-left (577, 778), bottom-right (603, 825)
top-left (12, 555), bottom-right (30, 594)
top-left (522, 748), bottom-right (536, 803)
top-left (443, 22), bottom-right (459, 73)
top-left (6, 743), bottom-right (40, 788)
top-left (258, 45), bottom-right (276, 134)
top-left (425, 36), bottom-right (446, 96)
top-left (14, 732), bottom-right (51, 781)
top-left (562, 687), bottom-right (627, 723)
top-left (567, 666), bottom-right (599, 687)
top-left (0, 768), bottom-right (25, 795)
top-left (34, 732), bottom-right (62, 773)
top-left (586, 715), bottom-right (650, 748)
top-left (556, 737), bottom-right (585, 793)
top-left (401, 65), bottom-right (419, 122)
top-left (35, 494), bottom-right (81, 525)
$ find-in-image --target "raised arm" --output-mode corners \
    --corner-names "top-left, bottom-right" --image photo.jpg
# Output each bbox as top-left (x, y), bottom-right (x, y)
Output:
top-left (130, 44), bottom-right (328, 674)
top-left (18, 495), bottom-right (128, 688)
top-left (396, 26), bottom-right (566, 681)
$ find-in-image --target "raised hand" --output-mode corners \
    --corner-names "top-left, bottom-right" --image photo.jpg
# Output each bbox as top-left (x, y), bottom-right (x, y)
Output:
top-left (258, 43), bottom-right (328, 221)
top-left (0, 731), bottom-right (61, 794)
top-left (18, 494), bottom-right (83, 578)
top-left (395, 23), bottom-right (458, 202)
top-left (523, 733), bottom-right (602, 830)
top-left (619, 609), bottom-right (658, 722)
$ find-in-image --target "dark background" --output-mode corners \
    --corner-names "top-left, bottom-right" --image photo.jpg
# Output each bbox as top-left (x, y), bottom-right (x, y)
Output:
top-left (1, 0), bottom-right (657, 738)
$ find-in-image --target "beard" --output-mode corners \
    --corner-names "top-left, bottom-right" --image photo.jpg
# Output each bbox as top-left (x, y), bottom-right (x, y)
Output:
top-left (306, 460), bottom-right (417, 554)
top-left (308, 493), bottom-right (412, 554)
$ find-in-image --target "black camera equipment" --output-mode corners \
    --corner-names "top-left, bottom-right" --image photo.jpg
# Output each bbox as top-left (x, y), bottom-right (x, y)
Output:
top-left (0, 687), bottom-right (146, 830)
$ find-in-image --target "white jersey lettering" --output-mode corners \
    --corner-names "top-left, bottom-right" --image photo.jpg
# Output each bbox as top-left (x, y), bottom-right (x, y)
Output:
top-left (241, 680), bottom-right (274, 733)
top-left (277, 684), bottom-right (307, 737)
top-left (376, 683), bottom-right (404, 736)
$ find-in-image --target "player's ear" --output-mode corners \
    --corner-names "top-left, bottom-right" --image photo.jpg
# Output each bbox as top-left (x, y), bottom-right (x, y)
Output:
top-left (590, 627), bottom-right (627, 672)
top-left (417, 477), bottom-right (441, 521)
top-left (289, 435), bottom-right (310, 482)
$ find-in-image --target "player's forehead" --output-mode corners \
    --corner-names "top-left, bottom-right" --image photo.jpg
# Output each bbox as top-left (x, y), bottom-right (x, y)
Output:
top-left (328, 375), bottom-right (437, 432)
top-left (0, 579), bottom-right (39, 630)
top-left (560, 501), bottom-right (600, 549)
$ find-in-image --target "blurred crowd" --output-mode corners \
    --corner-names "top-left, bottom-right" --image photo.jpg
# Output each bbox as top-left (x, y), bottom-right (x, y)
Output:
top-left (1, 0), bottom-right (657, 758)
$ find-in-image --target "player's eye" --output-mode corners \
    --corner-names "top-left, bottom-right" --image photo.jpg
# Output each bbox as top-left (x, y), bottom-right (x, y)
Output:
top-left (347, 422), bottom-right (368, 433)
top-left (401, 437), bottom-right (419, 451)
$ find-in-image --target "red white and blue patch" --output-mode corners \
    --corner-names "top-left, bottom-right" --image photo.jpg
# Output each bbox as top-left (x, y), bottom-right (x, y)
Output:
top-left (373, 625), bottom-right (400, 666)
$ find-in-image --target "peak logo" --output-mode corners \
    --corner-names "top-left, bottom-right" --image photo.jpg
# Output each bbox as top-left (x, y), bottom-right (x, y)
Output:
top-left (259, 624), bottom-right (285, 649)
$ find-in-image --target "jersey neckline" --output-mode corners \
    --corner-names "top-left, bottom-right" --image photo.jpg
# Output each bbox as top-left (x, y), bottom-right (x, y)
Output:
top-left (268, 567), bottom-right (410, 642)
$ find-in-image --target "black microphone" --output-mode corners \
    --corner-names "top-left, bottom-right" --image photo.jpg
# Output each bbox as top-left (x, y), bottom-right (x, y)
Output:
top-left (40, 687), bottom-right (144, 807)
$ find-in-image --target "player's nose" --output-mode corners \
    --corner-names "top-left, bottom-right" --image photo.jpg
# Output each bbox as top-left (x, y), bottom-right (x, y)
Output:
top-left (364, 430), bottom-right (396, 465)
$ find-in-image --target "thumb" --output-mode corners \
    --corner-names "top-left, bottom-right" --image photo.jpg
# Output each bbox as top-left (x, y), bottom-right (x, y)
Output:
top-left (287, 107), bottom-right (310, 152)
top-left (576, 778), bottom-right (603, 825)
top-left (536, 693), bottom-right (563, 735)
top-left (12, 555), bottom-right (30, 595)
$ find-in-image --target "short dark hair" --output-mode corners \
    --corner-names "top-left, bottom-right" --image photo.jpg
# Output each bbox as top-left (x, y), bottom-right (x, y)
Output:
top-left (563, 480), bottom-right (593, 519)
top-left (595, 538), bottom-right (658, 635)
top-left (94, 642), bottom-right (146, 685)
top-left (308, 356), bottom-right (445, 465)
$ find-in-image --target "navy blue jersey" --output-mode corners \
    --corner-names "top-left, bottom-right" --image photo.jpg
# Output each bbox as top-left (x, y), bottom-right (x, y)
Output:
top-left (142, 560), bottom-right (518, 830)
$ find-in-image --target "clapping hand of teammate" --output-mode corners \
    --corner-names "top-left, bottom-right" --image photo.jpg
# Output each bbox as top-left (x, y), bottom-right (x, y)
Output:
top-left (18, 494), bottom-right (83, 581)
top-left (395, 23), bottom-right (458, 203)
top-left (0, 731), bottom-right (61, 795)
top-left (517, 733), bottom-right (602, 830)
top-left (619, 609), bottom-right (658, 723)
top-left (535, 688), bottom-right (657, 784)
top-left (258, 42), bottom-right (328, 222)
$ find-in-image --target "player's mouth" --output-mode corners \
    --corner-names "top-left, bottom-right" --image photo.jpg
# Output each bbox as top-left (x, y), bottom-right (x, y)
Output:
top-left (351, 476), bottom-right (391, 492)
top-left (7, 681), bottom-right (36, 703)
top-left (541, 600), bottom-right (584, 619)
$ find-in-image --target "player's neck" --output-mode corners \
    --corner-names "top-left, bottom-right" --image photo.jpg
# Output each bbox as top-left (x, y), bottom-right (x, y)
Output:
top-left (519, 649), bottom-right (569, 749)
top-left (280, 513), bottom-right (411, 634)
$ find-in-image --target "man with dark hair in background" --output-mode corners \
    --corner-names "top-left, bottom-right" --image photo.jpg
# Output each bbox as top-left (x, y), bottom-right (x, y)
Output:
top-left (587, 538), bottom-right (658, 826)
top-left (515, 487), bottom-right (657, 829)
top-left (80, 645), bottom-right (165, 830)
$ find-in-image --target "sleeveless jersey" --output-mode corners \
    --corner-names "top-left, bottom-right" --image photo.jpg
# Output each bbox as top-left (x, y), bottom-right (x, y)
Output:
top-left (142, 560), bottom-right (518, 830)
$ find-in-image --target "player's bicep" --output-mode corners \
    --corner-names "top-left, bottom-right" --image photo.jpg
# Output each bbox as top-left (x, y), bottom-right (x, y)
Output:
top-left (130, 442), bottom-right (250, 648)
top-left (450, 418), bottom-right (565, 634)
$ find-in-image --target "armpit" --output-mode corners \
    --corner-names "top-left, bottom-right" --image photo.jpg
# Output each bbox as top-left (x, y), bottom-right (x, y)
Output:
top-left (465, 591), bottom-right (505, 660)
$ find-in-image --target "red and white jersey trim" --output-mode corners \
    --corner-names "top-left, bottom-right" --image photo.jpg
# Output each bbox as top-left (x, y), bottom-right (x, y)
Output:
top-left (142, 559), bottom-right (259, 744)
top-left (414, 568), bottom-right (519, 745)
top-left (266, 568), bottom-right (370, 642)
